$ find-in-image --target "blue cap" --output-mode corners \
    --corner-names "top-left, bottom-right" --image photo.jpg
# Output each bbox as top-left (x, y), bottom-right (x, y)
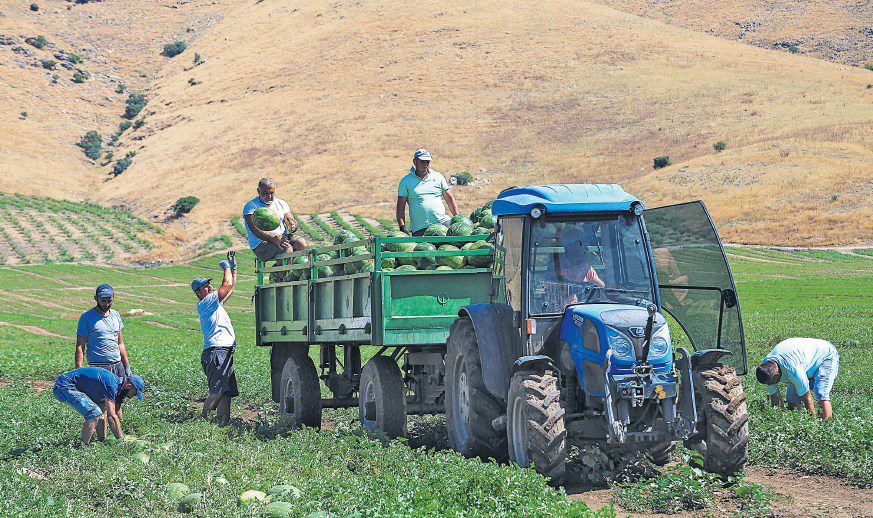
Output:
top-left (191, 276), bottom-right (211, 292)
top-left (127, 374), bottom-right (145, 401)
top-left (95, 284), bottom-right (114, 298)
top-left (413, 148), bottom-right (432, 161)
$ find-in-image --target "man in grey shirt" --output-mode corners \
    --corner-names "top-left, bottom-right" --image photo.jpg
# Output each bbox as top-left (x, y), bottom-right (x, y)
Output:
top-left (76, 284), bottom-right (131, 379)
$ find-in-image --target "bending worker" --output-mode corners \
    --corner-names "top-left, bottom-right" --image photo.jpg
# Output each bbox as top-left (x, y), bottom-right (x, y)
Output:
top-left (756, 337), bottom-right (840, 419)
top-left (192, 251), bottom-right (238, 426)
top-left (396, 148), bottom-right (459, 236)
top-left (53, 366), bottom-right (144, 445)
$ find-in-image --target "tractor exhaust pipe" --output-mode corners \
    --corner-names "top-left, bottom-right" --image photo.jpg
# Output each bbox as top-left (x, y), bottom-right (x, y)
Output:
top-left (638, 304), bottom-right (657, 362)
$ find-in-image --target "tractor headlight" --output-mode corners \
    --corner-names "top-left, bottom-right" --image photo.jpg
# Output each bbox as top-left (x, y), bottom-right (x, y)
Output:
top-left (608, 334), bottom-right (634, 360)
top-left (648, 325), bottom-right (671, 359)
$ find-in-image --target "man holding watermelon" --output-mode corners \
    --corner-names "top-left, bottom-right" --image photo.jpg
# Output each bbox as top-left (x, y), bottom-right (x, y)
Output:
top-left (243, 177), bottom-right (307, 262)
top-left (396, 149), bottom-right (459, 236)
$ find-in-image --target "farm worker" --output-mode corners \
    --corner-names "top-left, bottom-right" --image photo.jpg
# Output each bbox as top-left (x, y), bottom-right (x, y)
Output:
top-left (53, 366), bottom-right (144, 445)
top-left (192, 251), bottom-right (238, 426)
top-left (243, 177), bottom-right (307, 263)
top-left (556, 230), bottom-right (605, 304)
top-left (396, 148), bottom-right (459, 236)
top-left (756, 338), bottom-right (840, 419)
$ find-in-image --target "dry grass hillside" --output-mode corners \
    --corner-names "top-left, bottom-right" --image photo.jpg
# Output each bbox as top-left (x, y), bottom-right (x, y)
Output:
top-left (593, 0), bottom-right (873, 66)
top-left (2, 0), bottom-right (871, 251)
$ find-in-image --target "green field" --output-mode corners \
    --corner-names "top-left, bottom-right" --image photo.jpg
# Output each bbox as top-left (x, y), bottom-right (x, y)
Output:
top-left (0, 247), bottom-right (870, 516)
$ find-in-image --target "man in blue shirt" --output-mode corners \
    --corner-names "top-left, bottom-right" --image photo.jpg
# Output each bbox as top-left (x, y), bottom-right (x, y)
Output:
top-left (756, 338), bottom-right (840, 419)
top-left (192, 251), bottom-right (238, 426)
top-left (76, 284), bottom-right (131, 378)
top-left (53, 367), bottom-right (144, 445)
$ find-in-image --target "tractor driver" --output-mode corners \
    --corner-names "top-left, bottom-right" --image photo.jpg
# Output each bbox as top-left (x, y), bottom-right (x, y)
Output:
top-left (556, 232), bottom-right (605, 304)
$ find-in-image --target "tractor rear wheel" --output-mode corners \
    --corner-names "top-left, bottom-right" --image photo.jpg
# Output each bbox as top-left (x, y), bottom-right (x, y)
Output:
top-left (507, 369), bottom-right (567, 484)
top-left (279, 351), bottom-right (322, 429)
top-left (445, 317), bottom-right (507, 461)
top-left (692, 363), bottom-right (749, 476)
top-left (359, 355), bottom-right (407, 438)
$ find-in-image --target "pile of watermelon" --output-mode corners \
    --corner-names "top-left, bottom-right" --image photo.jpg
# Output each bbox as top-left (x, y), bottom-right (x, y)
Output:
top-left (283, 230), bottom-right (374, 280)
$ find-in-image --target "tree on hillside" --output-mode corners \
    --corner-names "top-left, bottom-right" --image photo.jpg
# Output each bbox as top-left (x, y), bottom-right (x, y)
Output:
top-left (76, 131), bottom-right (102, 160)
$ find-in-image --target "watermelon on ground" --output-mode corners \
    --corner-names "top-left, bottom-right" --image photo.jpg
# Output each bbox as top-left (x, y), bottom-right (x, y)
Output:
top-left (265, 502), bottom-right (295, 517)
top-left (450, 215), bottom-right (473, 227)
top-left (165, 483), bottom-right (191, 503)
top-left (252, 207), bottom-right (281, 231)
top-left (333, 230), bottom-right (358, 245)
top-left (238, 490), bottom-right (267, 505)
top-left (436, 245), bottom-right (465, 269)
top-left (468, 241), bottom-right (495, 267)
top-left (268, 485), bottom-right (302, 499)
top-left (177, 493), bottom-right (202, 513)
top-left (448, 222), bottom-right (474, 237)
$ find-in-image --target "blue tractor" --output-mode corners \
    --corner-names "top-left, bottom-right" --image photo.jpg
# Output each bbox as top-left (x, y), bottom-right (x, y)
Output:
top-left (445, 184), bottom-right (749, 482)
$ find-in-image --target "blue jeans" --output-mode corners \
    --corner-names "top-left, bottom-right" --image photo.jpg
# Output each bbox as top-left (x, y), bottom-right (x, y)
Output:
top-left (786, 353), bottom-right (840, 403)
top-left (53, 385), bottom-right (102, 421)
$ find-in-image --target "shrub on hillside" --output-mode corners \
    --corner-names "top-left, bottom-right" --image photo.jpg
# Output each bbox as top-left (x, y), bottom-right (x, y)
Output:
top-left (115, 83), bottom-right (126, 93)
top-left (162, 41), bottom-right (187, 58)
top-left (76, 131), bottom-right (102, 160)
top-left (865, 63), bottom-right (873, 72)
top-left (455, 171), bottom-right (474, 185)
top-left (132, 118), bottom-right (145, 129)
top-left (124, 93), bottom-right (147, 119)
top-left (713, 141), bottom-right (727, 152)
top-left (112, 151), bottom-right (136, 175)
top-left (72, 71), bottom-right (89, 83)
top-left (119, 120), bottom-right (132, 133)
top-left (68, 53), bottom-right (81, 64)
top-left (172, 196), bottom-right (199, 216)
top-left (26, 35), bottom-right (47, 49)
top-left (30, 4), bottom-right (39, 12)
top-left (41, 59), bottom-right (55, 70)
top-left (653, 156), bottom-right (671, 169)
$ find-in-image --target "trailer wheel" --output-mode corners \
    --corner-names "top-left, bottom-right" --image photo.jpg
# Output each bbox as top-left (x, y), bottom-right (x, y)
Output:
top-left (445, 317), bottom-right (508, 461)
top-left (279, 351), bottom-right (322, 429)
top-left (692, 363), bottom-right (749, 476)
top-left (507, 369), bottom-right (567, 484)
top-left (647, 442), bottom-right (675, 466)
top-left (359, 355), bottom-right (407, 438)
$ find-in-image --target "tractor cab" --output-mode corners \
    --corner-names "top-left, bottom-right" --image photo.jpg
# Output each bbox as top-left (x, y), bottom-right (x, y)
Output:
top-left (447, 184), bottom-right (750, 482)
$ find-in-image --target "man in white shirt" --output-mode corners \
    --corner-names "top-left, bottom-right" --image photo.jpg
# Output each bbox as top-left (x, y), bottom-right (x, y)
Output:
top-left (243, 177), bottom-right (307, 262)
top-left (192, 251), bottom-right (238, 426)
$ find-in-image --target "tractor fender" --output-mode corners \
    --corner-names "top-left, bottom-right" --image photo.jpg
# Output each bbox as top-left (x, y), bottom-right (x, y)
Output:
top-left (512, 355), bottom-right (560, 379)
top-left (691, 349), bottom-right (733, 371)
top-left (459, 303), bottom-right (522, 399)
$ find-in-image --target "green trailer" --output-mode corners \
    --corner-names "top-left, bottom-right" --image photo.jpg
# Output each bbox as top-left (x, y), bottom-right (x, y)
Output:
top-left (255, 234), bottom-right (500, 436)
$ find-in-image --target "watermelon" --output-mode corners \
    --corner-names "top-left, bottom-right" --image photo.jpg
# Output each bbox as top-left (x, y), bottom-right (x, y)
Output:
top-left (165, 483), bottom-right (190, 503)
top-left (385, 231), bottom-right (415, 253)
top-left (314, 253), bottom-right (335, 278)
top-left (382, 267), bottom-right (395, 272)
top-left (461, 242), bottom-right (475, 251)
top-left (343, 246), bottom-right (369, 274)
top-left (473, 226), bottom-right (491, 236)
top-left (333, 230), bottom-right (358, 245)
top-left (470, 208), bottom-right (484, 223)
top-left (468, 241), bottom-right (495, 267)
top-left (417, 246), bottom-right (437, 269)
top-left (132, 452), bottom-right (150, 464)
top-left (479, 212), bottom-right (497, 229)
top-left (450, 215), bottom-right (473, 227)
top-left (214, 477), bottom-right (229, 485)
top-left (252, 207), bottom-right (281, 231)
top-left (177, 493), bottom-right (202, 513)
top-left (483, 199), bottom-right (496, 210)
top-left (422, 224), bottom-right (448, 245)
top-left (285, 255), bottom-right (309, 281)
top-left (435, 265), bottom-right (453, 271)
top-left (448, 222), bottom-right (474, 237)
top-left (359, 261), bottom-right (375, 273)
top-left (265, 502), bottom-right (295, 517)
top-left (381, 257), bottom-right (396, 270)
top-left (268, 485), bottom-right (302, 499)
top-left (395, 265), bottom-right (417, 272)
top-left (436, 245), bottom-right (465, 269)
top-left (238, 490), bottom-right (267, 504)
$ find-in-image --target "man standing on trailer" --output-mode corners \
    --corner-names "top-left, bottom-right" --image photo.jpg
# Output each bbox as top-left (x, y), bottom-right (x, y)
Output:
top-left (192, 251), bottom-right (238, 426)
top-left (756, 337), bottom-right (840, 419)
top-left (396, 148), bottom-right (459, 236)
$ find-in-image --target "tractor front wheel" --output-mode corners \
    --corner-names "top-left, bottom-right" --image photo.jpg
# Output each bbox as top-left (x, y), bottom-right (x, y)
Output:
top-left (692, 363), bottom-right (749, 476)
top-left (445, 317), bottom-right (507, 461)
top-left (506, 369), bottom-right (567, 484)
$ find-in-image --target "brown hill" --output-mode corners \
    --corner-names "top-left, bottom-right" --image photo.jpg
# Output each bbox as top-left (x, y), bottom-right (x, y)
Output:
top-left (2, 0), bottom-right (871, 250)
top-left (593, 0), bottom-right (873, 66)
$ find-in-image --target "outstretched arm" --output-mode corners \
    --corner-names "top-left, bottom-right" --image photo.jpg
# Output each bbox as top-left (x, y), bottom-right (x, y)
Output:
top-left (103, 399), bottom-right (124, 440)
top-left (217, 251), bottom-right (236, 303)
top-left (800, 390), bottom-right (817, 417)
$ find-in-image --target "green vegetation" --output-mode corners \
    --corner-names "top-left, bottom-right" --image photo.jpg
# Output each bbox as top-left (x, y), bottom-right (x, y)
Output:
top-left (455, 170), bottom-right (474, 185)
top-left (355, 214), bottom-right (385, 236)
top-left (865, 63), bottom-right (873, 72)
top-left (27, 35), bottom-right (47, 49)
top-left (40, 59), bottom-right (55, 70)
top-left (133, 118), bottom-right (146, 129)
top-left (230, 216), bottom-right (247, 238)
top-left (124, 93), bottom-right (147, 119)
top-left (115, 83), bottom-right (126, 94)
top-left (162, 40), bottom-right (188, 57)
top-left (310, 213), bottom-right (337, 237)
top-left (292, 213), bottom-right (323, 242)
top-left (193, 52), bottom-right (201, 64)
top-left (203, 235), bottom-right (233, 250)
top-left (71, 70), bottom-right (89, 83)
top-left (172, 196), bottom-right (199, 216)
top-left (329, 211), bottom-right (365, 240)
top-left (653, 155), bottom-right (670, 169)
top-left (713, 140), bottom-right (726, 151)
top-left (378, 218), bottom-right (398, 232)
top-left (76, 130), bottom-right (102, 160)
top-left (112, 151), bottom-right (135, 175)
top-left (68, 53), bottom-right (82, 64)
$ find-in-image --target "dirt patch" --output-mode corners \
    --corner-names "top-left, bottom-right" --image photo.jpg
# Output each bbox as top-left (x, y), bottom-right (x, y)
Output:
top-left (30, 380), bottom-right (54, 395)
top-left (0, 321), bottom-right (65, 338)
top-left (567, 466), bottom-right (873, 517)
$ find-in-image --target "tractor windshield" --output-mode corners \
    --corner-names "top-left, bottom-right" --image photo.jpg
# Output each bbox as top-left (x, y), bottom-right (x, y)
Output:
top-left (529, 215), bottom-right (655, 315)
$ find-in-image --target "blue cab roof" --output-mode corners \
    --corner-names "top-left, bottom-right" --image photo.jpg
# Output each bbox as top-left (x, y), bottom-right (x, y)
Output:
top-left (491, 184), bottom-right (641, 216)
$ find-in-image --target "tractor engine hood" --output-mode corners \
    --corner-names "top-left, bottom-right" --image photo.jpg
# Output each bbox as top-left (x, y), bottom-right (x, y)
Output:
top-left (569, 304), bottom-right (669, 366)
